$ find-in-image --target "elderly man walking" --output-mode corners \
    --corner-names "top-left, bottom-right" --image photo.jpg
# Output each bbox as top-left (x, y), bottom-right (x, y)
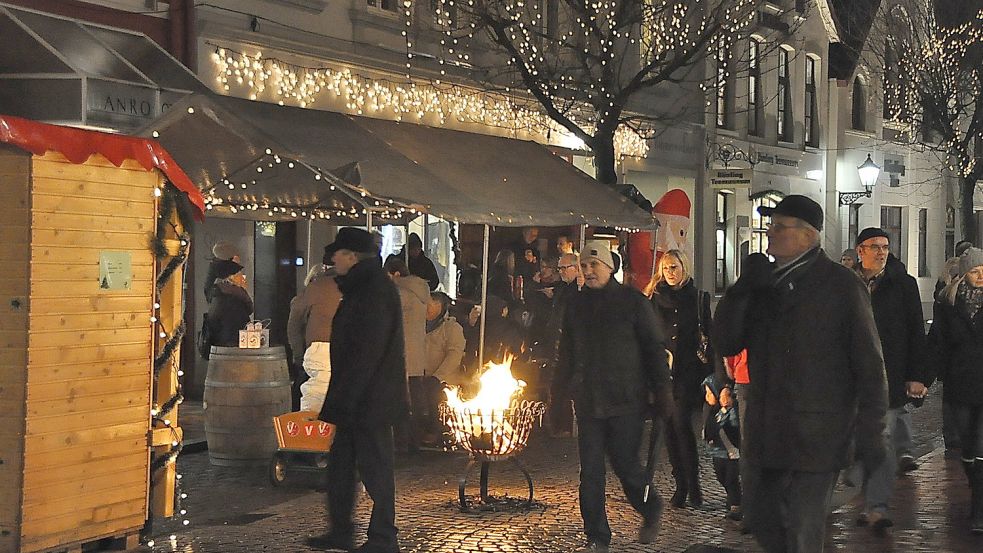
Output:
top-left (310, 228), bottom-right (407, 553)
top-left (853, 227), bottom-right (929, 530)
top-left (713, 195), bottom-right (888, 553)
top-left (553, 241), bottom-right (674, 552)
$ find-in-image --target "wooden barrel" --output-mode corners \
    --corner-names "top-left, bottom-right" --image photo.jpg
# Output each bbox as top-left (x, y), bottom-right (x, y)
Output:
top-left (204, 346), bottom-right (292, 466)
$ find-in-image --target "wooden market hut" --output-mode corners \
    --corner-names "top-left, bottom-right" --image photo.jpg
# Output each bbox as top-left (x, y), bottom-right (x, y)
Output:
top-left (0, 115), bottom-right (204, 553)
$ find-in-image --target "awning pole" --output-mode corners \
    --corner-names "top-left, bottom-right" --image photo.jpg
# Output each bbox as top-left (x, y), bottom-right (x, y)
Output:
top-left (580, 224), bottom-right (587, 252)
top-left (366, 210), bottom-right (373, 232)
top-left (478, 224), bottom-right (490, 369)
top-left (307, 220), bottom-right (313, 269)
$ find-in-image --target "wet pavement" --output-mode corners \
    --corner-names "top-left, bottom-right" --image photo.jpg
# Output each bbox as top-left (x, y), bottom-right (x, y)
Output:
top-left (142, 389), bottom-right (982, 552)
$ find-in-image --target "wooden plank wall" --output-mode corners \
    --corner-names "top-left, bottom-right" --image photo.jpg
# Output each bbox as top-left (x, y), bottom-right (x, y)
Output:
top-left (0, 145), bottom-right (30, 553)
top-left (21, 152), bottom-right (155, 553)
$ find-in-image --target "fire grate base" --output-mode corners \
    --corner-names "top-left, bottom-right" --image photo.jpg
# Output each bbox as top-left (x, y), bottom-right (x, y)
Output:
top-left (449, 496), bottom-right (547, 514)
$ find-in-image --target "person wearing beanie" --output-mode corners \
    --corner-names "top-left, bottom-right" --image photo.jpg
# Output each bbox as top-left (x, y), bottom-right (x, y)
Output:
top-left (713, 195), bottom-right (887, 552)
top-left (211, 240), bottom-right (240, 262)
top-left (840, 249), bottom-right (859, 269)
top-left (386, 232), bottom-right (440, 291)
top-left (552, 239), bottom-right (674, 551)
top-left (309, 228), bottom-right (406, 553)
top-left (851, 227), bottom-right (929, 530)
top-left (202, 256), bottom-right (253, 351)
top-left (928, 246), bottom-right (983, 534)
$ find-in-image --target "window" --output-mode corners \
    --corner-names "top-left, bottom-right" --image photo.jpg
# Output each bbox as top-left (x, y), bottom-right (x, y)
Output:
top-left (852, 77), bottom-right (866, 131)
top-left (541, 0), bottom-right (559, 38)
top-left (883, 41), bottom-right (906, 120)
top-left (881, 206), bottom-right (903, 259)
top-left (918, 208), bottom-right (929, 277)
top-left (945, 205), bottom-right (956, 258)
top-left (715, 192), bottom-right (729, 292)
top-left (368, 0), bottom-right (398, 12)
top-left (716, 37), bottom-right (731, 129)
top-left (748, 38), bottom-right (762, 136)
top-left (750, 193), bottom-right (783, 254)
top-left (849, 204), bottom-right (862, 247)
top-left (777, 48), bottom-right (793, 142)
top-left (805, 56), bottom-right (818, 147)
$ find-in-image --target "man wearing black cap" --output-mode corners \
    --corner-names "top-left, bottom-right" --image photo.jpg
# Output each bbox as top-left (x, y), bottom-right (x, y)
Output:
top-left (852, 227), bottom-right (929, 530)
top-left (309, 227), bottom-right (407, 553)
top-left (713, 195), bottom-right (887, 553)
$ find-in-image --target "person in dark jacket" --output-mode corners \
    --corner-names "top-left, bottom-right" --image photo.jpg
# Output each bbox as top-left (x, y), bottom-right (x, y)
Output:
top-left (204, 241), bottom-right (253, 348)
top-left (553, 241), bottom-right (674, 553)
top-left (852, 227), bottom-right (929, 529)
top-left (713, 195), bottom-right (887, 553)
top-left (935, 240), bottom-right (973, 456)
top-left (386, 232), bottom-right (440, 291)
top-left (486, 249), bottom-right (516, 303)
top-left (645, 248), bottom-right (712, 509)
top-left (927, 247), bottom-right (983, 534)
top-left (544, 252), bottom-right (582, 435)
top-left (309, 228), bottom-right (407, 553)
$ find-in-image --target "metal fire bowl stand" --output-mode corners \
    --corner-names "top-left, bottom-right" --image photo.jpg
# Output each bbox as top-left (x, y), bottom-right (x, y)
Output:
top-left (440, 401), bottom-right (545, 512)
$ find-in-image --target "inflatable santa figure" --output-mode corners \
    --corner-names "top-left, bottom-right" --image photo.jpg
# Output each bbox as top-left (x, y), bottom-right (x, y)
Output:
top-left (627, 189), bottom-right (692, 292)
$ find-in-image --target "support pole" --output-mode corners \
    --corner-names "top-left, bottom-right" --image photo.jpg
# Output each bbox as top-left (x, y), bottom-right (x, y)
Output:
top-left (306, 220), bottom-right (313, 268)
top-left (478, 224), bottom-right (490, 369)
top-left (579, 224), bottom-right (587, 252)
top-left (366, 210), bottom-right (373, 232)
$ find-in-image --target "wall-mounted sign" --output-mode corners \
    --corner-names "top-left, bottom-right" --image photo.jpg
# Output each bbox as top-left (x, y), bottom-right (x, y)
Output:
top-left (710, 168), bottom-right (753, 188)
top-left (99, 251), bottom-right (132, 291)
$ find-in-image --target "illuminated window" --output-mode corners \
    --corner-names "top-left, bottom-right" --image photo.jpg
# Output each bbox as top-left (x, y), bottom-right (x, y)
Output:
top-left (777, 48), bottom-right (793, 142)
top-left (748, 38), bottom-right (762, 136)
top-left (805, 56), bottom-right (818, 146)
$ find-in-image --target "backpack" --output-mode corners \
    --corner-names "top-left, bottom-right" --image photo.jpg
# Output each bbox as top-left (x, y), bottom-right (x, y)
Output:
top-left (197, 312), bottom-right (213, 360)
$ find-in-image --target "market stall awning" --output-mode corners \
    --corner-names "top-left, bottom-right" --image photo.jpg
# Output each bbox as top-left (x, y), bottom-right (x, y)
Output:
top-left (0, 114), bottom-right (205, 217)
top-left (144, 94), bottom-right (656, 228)
top-left (0, 2), bottom-right (208, 133)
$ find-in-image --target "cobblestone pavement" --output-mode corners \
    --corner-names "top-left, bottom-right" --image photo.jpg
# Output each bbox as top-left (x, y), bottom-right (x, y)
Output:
top-left (144, 389), bottom-right (982, 553)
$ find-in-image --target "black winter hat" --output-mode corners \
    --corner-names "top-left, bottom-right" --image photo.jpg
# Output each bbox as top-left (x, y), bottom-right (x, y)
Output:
top-left (856, 227), bottom-right (890, 246)
top-left (757, 194), bottom-right (824, 231)
top-left (324, 227), bottom-right (377, 262)
top-left (209, 258), bottom-right (244, 280)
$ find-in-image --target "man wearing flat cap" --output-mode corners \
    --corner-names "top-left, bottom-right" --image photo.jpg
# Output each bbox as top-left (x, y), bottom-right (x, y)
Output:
top-left (713, 195), bottom-right (887, 553)
top-left (553, 240), bottom-right (674, 552)
top-left (310, 227), bottom-right (407, 553)
top-left (852, 227), bottom-right (929, 529)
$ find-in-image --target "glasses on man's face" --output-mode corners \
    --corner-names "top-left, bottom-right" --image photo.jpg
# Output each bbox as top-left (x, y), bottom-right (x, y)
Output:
top-left (765, 221), bottom-right (805, 232)
top-left (558, 264), bottom-right (576, 270)
top-left (861, 244), bottom-right (891, 253)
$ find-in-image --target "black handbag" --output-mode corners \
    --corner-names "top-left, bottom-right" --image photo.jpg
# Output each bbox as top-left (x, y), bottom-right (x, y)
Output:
top-left (696, 291), bottom-right (710, 364)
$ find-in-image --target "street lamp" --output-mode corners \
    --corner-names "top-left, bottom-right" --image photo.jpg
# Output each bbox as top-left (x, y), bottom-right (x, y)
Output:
top-left (839, 154), bottom-right (881, 206)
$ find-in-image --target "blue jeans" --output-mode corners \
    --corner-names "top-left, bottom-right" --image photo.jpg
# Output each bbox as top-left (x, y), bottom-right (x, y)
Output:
top-left (893, 403), bottom-right (914, 459)
top-left (862, 406), bottom-right (902, 515)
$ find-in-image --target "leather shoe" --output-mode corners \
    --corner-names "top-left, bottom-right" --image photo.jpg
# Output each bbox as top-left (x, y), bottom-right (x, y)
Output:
top-left (574, 541), bottom-right (609, 552)
top-left (898, 455), bottom-right (918, 472)
top-left (306, 533), bottom-right (353, 551)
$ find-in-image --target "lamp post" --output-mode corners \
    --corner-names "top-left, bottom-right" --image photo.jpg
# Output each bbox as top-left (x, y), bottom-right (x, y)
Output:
top-left (839, 154), bottom-right (881, 206)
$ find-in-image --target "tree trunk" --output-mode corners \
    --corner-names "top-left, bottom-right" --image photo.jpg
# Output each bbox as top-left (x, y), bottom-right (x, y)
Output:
top-left (959, 175), bottom-right (978, 244)
top-left (592, 132), bottom-right (618, 187)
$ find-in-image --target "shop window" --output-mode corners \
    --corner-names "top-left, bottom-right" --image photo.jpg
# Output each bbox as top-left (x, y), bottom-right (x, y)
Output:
top-left (748, 38), bottom-right (762, 136)
top-left (849, 204), bottom-right (862, 248)
top-left (750, 192), bottom-right (783, 255)
top-left (805, 56), bottom-right (818, 147)
top-left (777, 48), bottom-right (793, 142)
top-left (880, 206), bottom-right (903, 259)
top-left (715, 191), bottom-right (729, 292)
top-left (918, 208), bottom-right (929, 277)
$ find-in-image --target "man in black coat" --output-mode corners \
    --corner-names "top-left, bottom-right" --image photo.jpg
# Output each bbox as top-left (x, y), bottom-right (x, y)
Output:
top-left (853, 227), bottom-right (930, 529)
top-left (310, 228), bottom-right (407, 553)
top-left (553, 241), bottom-right (673, 553)
top-left (713, 196), bottom-right (887, 553)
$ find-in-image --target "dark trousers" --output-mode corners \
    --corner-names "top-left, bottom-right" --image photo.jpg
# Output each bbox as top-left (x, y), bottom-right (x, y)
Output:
top-left (407, 376), bottom-right (443, 444)
top-left (745, 465), bottom-right (838, 553)
top-left (952, 402), bottom-right (983, 461)
top-left (944, 396), bottom-right (965, 451)
top-left (712, 457), bottom-right (742, 508)
top-left (577, 412), bottom-right (661, 546)
top-left (327, 424), bottom-right (398, 550)
top-left (665, 390), bottom-right (700, 490)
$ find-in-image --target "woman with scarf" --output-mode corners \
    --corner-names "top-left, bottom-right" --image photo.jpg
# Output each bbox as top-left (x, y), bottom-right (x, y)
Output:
top-left (204, 241), bottom-right (253, 348)
top-left (645, 249), bottom-right (714, 508)
top-left (928, 247), bottom-right (983, 534)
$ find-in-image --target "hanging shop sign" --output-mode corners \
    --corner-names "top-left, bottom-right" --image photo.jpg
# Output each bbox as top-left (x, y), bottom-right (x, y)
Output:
top-left (710, 168), bottom-right (753, 188)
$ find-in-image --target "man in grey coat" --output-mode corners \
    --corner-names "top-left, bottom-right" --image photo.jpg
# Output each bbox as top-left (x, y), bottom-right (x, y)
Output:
top-left (713, 195), bottom-right (888, 553)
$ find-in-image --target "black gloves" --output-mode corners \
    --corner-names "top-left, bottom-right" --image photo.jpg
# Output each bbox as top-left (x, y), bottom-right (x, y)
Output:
top-left (731, 253), bottom-right (774, 294)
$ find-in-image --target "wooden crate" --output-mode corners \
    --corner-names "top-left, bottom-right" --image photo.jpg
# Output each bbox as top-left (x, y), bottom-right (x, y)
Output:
top-left (0, 145), bottom-right (171, 553)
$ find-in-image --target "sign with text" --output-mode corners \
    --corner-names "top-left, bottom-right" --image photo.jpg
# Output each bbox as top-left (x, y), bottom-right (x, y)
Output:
top-left (710, 168), bottom-right (753, 188)
top-left (99, 251), bottom-right (132, 290)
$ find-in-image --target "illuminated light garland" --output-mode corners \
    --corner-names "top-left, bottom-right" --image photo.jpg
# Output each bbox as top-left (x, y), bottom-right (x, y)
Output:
top-left (210, 45), bottom-right (648, 158)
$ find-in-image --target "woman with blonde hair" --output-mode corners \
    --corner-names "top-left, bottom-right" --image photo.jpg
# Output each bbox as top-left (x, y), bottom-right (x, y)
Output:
top-left (646, 249), bottom-right (715, 509)
top-left (928, 247), bottom-right (983, 533)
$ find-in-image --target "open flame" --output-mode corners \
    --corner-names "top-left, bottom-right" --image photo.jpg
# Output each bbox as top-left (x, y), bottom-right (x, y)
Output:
top-left (444, 354), bottom-right (525, 412)
top-left (443, 355), bottom-right (529, 455)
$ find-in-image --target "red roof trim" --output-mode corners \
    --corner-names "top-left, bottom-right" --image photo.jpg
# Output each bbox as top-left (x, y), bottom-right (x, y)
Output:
top-left (0, 114), bottom-right (205, 219)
